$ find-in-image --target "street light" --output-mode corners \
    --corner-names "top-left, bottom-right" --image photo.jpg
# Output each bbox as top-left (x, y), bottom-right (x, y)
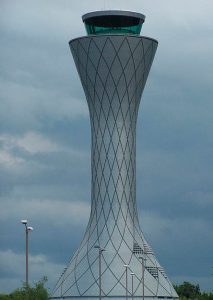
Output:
top-left (130, 272), bottom-right (135, 300)
top-left (139, 255), bottom-right (147, 300)
top-left (94, 245), bottom-right (106, 300)
top-left (21, 219), bottom-right (33, 286)
top-left (124, 264), bottom-right (132, 300)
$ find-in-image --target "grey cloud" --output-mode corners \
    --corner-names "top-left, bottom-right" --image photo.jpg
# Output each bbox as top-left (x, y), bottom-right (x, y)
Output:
top-left (0, 0), bottom-right (212, 293)
top-left (0, 249), bottom-right (65, 293)
top-left (139, 211), bottom-right (213, 286)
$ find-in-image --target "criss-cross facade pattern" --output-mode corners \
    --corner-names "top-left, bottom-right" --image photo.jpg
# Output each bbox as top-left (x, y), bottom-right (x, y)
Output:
top-left (51, 35), bottom-right (178, 299)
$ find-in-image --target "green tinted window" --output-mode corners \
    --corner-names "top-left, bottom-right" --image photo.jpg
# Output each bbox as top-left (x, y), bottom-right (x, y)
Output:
top-left (84, 14), bottom-right (144, 36)
top-left (85, 23), bottom-right (142, 35)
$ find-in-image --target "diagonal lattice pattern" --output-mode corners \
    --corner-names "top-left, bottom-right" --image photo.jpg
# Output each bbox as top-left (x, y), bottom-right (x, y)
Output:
top-left (51, 35), bottom-right (178, 299)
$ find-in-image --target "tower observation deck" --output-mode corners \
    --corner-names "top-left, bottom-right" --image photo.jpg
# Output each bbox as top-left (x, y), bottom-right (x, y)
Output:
top-left (51, 10), bottom-right (178, 300)
top-left (83, 10), bottom-right (145, 35)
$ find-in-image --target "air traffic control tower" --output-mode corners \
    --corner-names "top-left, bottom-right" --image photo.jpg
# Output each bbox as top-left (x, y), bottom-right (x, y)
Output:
top-left (51, 10), bottom-right (178, 300)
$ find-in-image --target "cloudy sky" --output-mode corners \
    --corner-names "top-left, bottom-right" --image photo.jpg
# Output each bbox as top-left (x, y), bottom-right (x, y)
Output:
top-left (0, 0), bottom-right (213, 294)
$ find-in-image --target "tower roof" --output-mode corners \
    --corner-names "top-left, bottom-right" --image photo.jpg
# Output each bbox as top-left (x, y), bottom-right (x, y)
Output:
top-left (82, 10), bottom-right (145, 35)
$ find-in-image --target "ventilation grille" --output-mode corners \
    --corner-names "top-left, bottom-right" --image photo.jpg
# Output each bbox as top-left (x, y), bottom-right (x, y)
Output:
top-left (144, 243), bottom-right (154, 255)
top-left (133, 242), bottom-right (143, 254)
top-left (146, 266), bottom-right (159, 279)
top-left (158, 266), bottom-right (167, 278)
top-left (133, 242), bottom-right (154, 255)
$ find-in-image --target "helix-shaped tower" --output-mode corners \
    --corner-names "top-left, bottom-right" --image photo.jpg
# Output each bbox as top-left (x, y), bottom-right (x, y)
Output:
top-left (51, 10), bottom-right (178, 300)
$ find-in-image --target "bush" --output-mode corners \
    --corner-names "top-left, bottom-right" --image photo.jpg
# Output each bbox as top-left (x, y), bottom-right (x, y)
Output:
top-left (174, 281), bottom-right (213, 300)
top-left (0, 277), bottom-right (48, 300)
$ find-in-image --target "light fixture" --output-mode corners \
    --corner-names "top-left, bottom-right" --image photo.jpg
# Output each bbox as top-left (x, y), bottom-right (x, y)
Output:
top-left (21, 219), bottom-right (33, 286)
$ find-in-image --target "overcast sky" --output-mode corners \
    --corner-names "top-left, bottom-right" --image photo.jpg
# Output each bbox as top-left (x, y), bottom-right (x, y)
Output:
top-left (0, 0), bottom-right (213, 294)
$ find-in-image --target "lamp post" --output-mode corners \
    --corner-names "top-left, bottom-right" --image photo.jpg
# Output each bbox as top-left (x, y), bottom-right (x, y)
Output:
top-left (94, 245), bottom-right (106, 300)
top-left (130, 272), bottom-right (135, 300)
top-left (21, 220), bottom-right (33, 286)
top-left (139, 255), bottom-right (147, 300)
top-left (124, 264), bottom-right (131, 300)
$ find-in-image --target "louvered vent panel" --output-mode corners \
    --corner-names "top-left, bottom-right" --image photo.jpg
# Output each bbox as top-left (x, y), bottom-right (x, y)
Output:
top-left (133, 242), bottom-right (143, 254)
top-left (158, 266), bottom-right (167, 278)
top-left (144, 243), bottom-right (154, 255)
top-left (146, 266), bottom-right (159, 279)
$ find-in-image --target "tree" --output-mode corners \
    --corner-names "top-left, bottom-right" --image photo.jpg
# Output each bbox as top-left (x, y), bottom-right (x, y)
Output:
top-left (174, 281), bottom-right (201, 299)
top-left (0, 277), bottom-right (48, 300)
top-left (0, 295), bottom-right (10, 300)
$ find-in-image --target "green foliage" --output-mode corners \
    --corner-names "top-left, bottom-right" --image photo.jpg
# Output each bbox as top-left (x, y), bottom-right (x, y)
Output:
top-left (174, 281), bottom-right (201, 298)
top-left (1, 279), bottom-right (212, 300)
top-left (0, 277), bottom-right (48, 300)
top-left (0, 295), bottom-right (10, 300)
top-left (174, 281), bottom-right (213, 300)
